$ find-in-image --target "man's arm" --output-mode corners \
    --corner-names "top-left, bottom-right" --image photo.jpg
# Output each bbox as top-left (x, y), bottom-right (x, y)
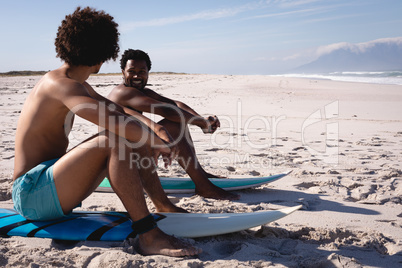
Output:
top-left (122, 105), bottom-right (178, 153)
top-left (111, 87), bottom-right (216, 133)
top-left (144, 88), bottom-right (220, 133)
top-left (83, 82), bottom-right (178, 159)
top-left (61, 81), bottom-right (171, 157)
top-left (83, 82), bottom-right (126, 114)
top-left (144, 89), bottom-right (201, 117)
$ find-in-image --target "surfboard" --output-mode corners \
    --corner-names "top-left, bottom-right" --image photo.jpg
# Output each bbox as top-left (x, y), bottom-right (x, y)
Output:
top-left (96, 171), bottom-right (291, 194)
top-left (0, 205), bottom-right (301, 241)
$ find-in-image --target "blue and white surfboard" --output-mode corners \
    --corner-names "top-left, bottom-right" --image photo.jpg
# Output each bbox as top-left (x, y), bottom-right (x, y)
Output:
top-left (0, 205), bottom-right (301, 241)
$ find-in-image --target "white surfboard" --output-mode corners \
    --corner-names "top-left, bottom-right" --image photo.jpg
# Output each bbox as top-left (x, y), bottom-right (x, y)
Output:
top-left (157, 205), bottom-right (302, 238)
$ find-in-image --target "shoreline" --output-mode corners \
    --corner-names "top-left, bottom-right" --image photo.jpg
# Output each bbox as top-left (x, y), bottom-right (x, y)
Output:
top-left (3, 70), bottom-right (402, 86)
top-left (272, 71), bottom-right (402, 86)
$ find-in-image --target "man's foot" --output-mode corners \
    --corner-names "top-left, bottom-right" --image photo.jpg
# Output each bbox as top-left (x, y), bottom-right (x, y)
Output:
top-left (195, 184), bottom-right (240, 201)
top-left (204, 171), bottom-right (225, 179)
top-left (155, 203), bottom-right (188, 213)
top-left (137, 228), bottom-right (202, 257)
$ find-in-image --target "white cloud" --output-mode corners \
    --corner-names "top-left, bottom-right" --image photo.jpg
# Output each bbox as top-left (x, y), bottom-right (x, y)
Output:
top-left (240, 1), bottom-right (349, 22)
top-left (243, 7), bottom-right (324, 20)
top-left (303, 13), bottom-right (362, 24)
top-left (120, 0), bottom-right (326, 32)
top-left (316, 37), bottom-right (402, 56)
top-left (120, 3), bottom-right (259, 32)
top-left (282, 37), bottom-right (402, 63)
top-left (316, 42), bottom-right (352, 56)
top-left (278, 0), bottom-right (322, 8)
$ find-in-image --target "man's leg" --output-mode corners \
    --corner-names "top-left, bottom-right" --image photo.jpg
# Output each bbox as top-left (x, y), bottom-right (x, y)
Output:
top-left (131, 145), bottom-right (187, 213)
top-left (159, 119), bottom-right (240, 200)
top-left (52, 131), bottom-right (201, 256)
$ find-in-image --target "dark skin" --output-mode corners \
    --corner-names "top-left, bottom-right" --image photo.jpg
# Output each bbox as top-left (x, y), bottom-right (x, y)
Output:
top-left (13, 63), bottom-right (201, 257)
top-left (108, 59), bottom-right (240, 200)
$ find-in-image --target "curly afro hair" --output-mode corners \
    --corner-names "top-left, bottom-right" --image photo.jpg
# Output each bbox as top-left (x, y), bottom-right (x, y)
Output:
top-left (120, 49), bottom-right (152, 71)
top-left (55, 7), bottom-right (120, 66)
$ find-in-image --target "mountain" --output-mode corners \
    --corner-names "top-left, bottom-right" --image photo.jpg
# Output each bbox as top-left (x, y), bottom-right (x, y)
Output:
top-left (293, 37), bottom-right (402, 73)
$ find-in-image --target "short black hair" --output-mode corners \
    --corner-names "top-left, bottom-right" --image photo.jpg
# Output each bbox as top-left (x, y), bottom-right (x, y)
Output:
top-left (55, 6), bottom-right (120, 66)
top-left (120, 49), bottom-right (152, 71)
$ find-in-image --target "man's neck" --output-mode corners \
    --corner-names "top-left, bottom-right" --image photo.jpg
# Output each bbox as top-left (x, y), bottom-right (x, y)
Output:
top-left (63, 63), bottom-right (100, 84)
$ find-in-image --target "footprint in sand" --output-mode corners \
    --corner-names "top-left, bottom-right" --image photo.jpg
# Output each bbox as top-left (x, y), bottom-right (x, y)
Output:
top-left (278, 239), bottom-right (298, 255)
top-left (213, 242), bottom-right (243, 256)
top-left (249, 170), bottom-right (260, 176)
top-left (226, 166), bottom-right (236, 172)
top-left (204, 148), bottom-right (222, 152)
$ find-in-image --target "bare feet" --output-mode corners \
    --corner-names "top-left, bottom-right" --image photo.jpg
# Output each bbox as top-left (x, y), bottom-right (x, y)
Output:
top-left (155, 203), bottom-right (188, 213)
top-left (204, 171), bottom-right (225, 179)
top-left (195, 184), bottom-right (240, 201)
top-left (137, 228), bottom-right (202, 257)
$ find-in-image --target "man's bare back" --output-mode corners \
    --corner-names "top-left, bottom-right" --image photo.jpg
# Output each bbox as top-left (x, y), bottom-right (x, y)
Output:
top-left (13, 68), bottom-right (80, 180)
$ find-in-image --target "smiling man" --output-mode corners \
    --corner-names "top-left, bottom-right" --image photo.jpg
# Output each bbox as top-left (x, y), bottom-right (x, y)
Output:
top-left (108, 49), bottom-right (240, 201)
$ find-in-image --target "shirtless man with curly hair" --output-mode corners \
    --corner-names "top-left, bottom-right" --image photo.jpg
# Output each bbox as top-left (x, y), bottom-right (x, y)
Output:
top-left (12, 7), bottom-right (201, 257)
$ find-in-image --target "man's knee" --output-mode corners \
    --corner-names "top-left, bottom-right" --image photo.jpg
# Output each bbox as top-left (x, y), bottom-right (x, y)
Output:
top-left (130, 144), bottom-right (157, 170)
top-left (159, 119), bottom-right (188, 140)
top-left (97, 130), bottom-right (137, 155)
top-left (99, 131), bottom-right (155, 168)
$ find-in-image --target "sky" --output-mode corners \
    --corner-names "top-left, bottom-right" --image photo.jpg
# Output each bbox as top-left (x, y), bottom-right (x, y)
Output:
top-left (0, 0), bottom-right (401, 75)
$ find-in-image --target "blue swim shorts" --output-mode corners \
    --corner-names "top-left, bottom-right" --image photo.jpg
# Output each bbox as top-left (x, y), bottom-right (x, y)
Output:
top-left (12, 158), bottom-right (65, 221)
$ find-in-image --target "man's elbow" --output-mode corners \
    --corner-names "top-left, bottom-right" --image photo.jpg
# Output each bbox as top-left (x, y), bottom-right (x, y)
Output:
top-left (154, 106), bottom-right (182, 120)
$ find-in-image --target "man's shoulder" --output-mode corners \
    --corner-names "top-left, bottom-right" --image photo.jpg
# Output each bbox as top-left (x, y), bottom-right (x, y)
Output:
top-left (110, 84), bottom-right (146, 98)
top-left (43, 70), bottom-right (77, 87)
top-left (111, 83), bottom-right (127, 92)
top-left (45, 71), bottom-right (87, 95)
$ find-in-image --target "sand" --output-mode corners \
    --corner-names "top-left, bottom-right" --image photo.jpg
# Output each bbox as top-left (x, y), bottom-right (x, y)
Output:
top-left (0, 74), bottom-right (401, 267)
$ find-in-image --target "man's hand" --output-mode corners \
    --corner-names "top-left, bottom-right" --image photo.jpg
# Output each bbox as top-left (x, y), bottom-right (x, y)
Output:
top-left (155, 126), bottom-right (179, 160)
top-left (152, 126), bottom-right (179, 168)
top-left (152, 144), bottom-right (174, 169)
top-left (202, 115), bottom-right (220, 134)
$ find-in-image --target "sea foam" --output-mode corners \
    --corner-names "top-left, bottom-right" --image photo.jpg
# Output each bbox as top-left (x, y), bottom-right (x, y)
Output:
top-left (275, 71), bottom-right (402, 85)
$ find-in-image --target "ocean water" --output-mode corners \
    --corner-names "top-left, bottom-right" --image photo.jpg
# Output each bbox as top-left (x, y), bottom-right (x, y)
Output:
top-left (275, 71), bottom-right (402, 86)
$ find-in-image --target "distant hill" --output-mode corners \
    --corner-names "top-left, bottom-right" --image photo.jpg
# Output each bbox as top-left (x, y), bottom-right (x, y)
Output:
top-left (293, 37), bottom-right (402, 73)
top-left (0, 71), bottom-right (186, 77)
top-left (0, 70), bottom-right (48, 76)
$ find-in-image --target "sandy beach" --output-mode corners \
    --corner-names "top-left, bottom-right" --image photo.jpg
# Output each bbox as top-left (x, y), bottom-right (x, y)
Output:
top-left (0, 74), bottom-right (401, 267)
